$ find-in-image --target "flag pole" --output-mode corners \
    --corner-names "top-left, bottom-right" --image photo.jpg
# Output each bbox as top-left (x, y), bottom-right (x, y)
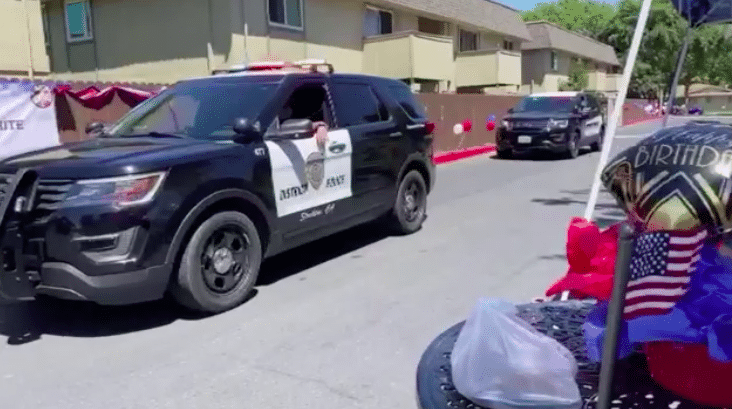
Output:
top-left (663, 24), bottom-right (693, 128)
top-left (584, 0), bottom-right (654, 221)
top-left (596, 223), bottom-right (636, 409)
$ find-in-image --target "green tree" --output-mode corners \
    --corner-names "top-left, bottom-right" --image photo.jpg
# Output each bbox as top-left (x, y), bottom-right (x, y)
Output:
top-left (522, 0), bottom-right (617, 38)
top-left (559, 59), bottom-right (590, 91)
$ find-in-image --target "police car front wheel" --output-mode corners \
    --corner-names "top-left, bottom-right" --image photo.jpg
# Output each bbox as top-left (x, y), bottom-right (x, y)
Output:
top-left (170, 211), bottom-right (262, 314)
top-left (389, 170), bottom-right (427, 235)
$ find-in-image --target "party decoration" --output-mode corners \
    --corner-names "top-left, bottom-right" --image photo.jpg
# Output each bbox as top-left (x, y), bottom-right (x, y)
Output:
top-left (581, 241), bottom-right (732, 362)
top-left (601, 121), bottom-right (732, 234)
top-left (461, 119), bottom-right (472, 133)
top-left (545, 218), bottom-right (619, 301)
top-left (646, 341), bottom-right (732, 407)
top-left (486, 121), bottom-right (495, 131)
top-left (453, 123), bottom-right (464, 135)
top-left (488, 114), bottom-right (496, 122)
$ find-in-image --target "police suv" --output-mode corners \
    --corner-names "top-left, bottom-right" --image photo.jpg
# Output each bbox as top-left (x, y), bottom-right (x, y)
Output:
top-left (496, 91), bottom-right (606, 159)
top-left (0, 60), bottom-right (436, 313)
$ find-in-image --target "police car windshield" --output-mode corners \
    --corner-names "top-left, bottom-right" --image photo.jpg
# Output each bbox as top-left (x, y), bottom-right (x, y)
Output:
top-left (514, 96), bottom-right (577, 113)
top-left (108, 81), bottom-right (277, 140)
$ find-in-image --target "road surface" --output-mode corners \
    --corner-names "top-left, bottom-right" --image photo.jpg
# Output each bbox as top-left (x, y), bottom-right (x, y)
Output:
top-left (0, 117), bottom-right (727, 409)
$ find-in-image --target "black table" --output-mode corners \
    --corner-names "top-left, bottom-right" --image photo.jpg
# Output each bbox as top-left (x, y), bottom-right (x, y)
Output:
top-left (416, 301), bottom-right (725, 409)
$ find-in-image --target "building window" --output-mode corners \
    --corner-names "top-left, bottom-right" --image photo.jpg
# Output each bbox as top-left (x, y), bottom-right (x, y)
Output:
top-left (268, 0), bottom-right (303, 29)
top-left (418, 17), bottom-right (446, 36)
top-left (459, 29), bottom-right (478, 52)
top-left (64, 0), bottom-right (93, 42)
top-left (550, 51), bottom-right (559, 71)
top-left (503, 40), bottom-right (514, 51)
top-left (363, 6), bottom-right (393, 37)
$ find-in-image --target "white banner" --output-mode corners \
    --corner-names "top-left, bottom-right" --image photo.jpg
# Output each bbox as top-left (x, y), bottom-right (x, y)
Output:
top-left (0, 81), bottom-right (60, 161)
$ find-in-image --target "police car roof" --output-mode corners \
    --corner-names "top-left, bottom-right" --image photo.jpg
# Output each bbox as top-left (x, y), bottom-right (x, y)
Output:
top-left (528, 91), bottom-right (581, 98)
top-left (180, 62), bottom-right (402, 85)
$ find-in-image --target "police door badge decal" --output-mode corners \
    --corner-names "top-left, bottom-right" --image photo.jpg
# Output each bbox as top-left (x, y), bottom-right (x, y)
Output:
top-left (305, 123), bottom-right (328, 190)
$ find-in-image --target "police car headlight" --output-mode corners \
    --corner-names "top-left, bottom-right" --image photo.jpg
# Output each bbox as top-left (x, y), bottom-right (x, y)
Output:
top-left (548, 119), bottom-right (568, 128)
top-left (62, 171), bottom-right (167, 208)
top-left (502, 120), bottom-right (512, 130)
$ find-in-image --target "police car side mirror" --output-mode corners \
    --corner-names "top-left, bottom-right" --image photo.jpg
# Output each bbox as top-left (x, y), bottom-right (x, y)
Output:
top-left (233, 118), bottom-right (262, 142)
top-left (86, 122), bottom-right (105, 135)
top-left (272, 118), bottom-right (314, 140)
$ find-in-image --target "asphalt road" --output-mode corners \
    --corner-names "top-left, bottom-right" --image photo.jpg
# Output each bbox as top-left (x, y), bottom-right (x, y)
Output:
top-left (0, 116), bottom-right (728, 409)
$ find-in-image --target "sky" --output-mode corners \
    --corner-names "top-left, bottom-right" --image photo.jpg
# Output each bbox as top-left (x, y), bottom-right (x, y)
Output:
top-left (503, 0), bottom-right (619, 11)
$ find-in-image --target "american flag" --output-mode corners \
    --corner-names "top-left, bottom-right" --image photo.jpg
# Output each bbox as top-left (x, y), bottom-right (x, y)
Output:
top-left (623, 228), bottom-right (708, 320)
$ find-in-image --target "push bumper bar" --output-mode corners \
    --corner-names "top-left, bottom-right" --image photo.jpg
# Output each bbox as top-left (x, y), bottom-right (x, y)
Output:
top-left (0, 169), bottom-right (40, 301)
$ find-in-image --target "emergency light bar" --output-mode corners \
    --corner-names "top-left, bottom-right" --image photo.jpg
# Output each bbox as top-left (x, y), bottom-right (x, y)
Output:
top-left (212, 59), bottom-right (334, 75)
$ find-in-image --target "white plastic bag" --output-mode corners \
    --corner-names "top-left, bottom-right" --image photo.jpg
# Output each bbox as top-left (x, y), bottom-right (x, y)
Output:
top-left (451, 298), bottom-right (582, 409)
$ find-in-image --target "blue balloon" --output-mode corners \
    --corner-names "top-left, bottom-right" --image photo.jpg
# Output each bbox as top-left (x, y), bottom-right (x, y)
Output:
top-left (487, 114), bottom-right (495, 122)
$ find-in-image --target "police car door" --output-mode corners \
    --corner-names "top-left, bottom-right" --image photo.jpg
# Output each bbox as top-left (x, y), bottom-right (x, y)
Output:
top-left (264, 79), bottom-right (354, 235)
top-left (581, 96), bottom-right (603, 140)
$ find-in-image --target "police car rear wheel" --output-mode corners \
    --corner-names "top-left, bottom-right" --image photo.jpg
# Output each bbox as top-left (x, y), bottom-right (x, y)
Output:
top-left (390, 170), bottom-right (427, 235)
top-left (171, 211), bottom-right (262, 314)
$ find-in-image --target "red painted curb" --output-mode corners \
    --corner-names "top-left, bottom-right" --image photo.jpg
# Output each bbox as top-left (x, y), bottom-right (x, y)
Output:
top-left (622, 116), bottom-right (662, 126)
top-left (433, 144), bottom-right (496, 165)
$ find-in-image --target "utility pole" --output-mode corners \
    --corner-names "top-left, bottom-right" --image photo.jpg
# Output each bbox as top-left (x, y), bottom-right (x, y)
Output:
top-left (23, 0), bottom-right (35, 80)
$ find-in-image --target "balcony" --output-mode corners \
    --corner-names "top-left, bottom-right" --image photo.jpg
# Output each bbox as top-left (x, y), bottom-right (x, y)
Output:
top-left (454, 49), bottom-right (521, 88)
top-left (588, 71), bottom-right (621, 92)
top-left (362, 31), bottom-right (454, 81)
top-left (605, 73), bottom-right (621, 92)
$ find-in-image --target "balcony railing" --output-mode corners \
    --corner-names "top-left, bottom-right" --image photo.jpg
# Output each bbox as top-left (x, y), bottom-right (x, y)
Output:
top-left (362, 31), bottom-right (454, 81)
top-left (454, 49), bottom-right (521, 88)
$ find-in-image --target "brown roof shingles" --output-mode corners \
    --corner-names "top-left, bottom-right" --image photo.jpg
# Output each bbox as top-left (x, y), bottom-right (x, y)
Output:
top-left (522, 21), bottom-right (620, 66)
top-left (381, 0), bottom-right (533, 41)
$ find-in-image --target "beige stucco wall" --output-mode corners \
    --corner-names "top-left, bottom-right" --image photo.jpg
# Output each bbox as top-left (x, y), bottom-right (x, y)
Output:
top-left (40, 0), bottom-right (524, 90)
top-left (522, 48), bottom-right (618, 92)
top-left (0, 0), bottom-right (50, 76)
top-left (45, 0), bottom-right (365, 83)
top-left (688, 95), bottom-right (732, 112)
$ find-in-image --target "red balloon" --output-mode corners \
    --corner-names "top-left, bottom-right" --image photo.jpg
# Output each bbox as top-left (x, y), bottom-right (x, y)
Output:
top-left (461, 119), bottom-right (473, 133)
top-left (486, 121), bottom-right (495, 131)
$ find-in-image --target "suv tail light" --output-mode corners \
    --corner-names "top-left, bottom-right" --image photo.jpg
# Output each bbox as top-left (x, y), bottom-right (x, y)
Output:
top-left (425, 122), bottom-right (435, 134)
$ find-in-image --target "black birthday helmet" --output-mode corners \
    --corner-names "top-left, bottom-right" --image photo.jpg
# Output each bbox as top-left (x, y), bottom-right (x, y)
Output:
top-left (602, 121), bottom-right (732, 235)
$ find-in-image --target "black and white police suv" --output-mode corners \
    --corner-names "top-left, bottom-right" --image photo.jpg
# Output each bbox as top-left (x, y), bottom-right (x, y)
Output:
top-left (0, 60), bottom-right (436, 313)
top-left (495, 91), bottom-right (606, 159)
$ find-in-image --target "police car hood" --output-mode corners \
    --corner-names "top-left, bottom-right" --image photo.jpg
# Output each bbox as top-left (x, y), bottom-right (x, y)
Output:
top-left (0, 137), bottom-right (233, 179)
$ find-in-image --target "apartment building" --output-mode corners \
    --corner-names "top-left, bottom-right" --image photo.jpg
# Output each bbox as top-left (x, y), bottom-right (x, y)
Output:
top-left (0, 0), bottom-right (532, 93)
top-left (0, 0), bottom-right (49, 78)
top-left (521, 21), bottom-right (621, 95)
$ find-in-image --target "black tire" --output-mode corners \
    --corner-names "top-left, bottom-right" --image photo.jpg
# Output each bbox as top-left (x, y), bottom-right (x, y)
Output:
top-left (388, 170), bottom-right (427, 235)
top-left (564, 131), bottom-right (581, 159)
top-left (591, 127), bottom-right (604, 152)
top-left (170, 211), bottom-right (262, 314)
top-left (496, 149), bottom-right (513, 159)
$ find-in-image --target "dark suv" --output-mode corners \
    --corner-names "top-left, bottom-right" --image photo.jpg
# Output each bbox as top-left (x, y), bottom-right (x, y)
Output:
top-left (496, 91), bottom-right (606, 159)
top-left (0, 61), bottom-right (436, 313)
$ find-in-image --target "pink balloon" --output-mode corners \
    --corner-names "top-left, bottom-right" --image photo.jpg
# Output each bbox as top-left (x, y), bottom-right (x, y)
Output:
top-left (486, 121), bottom-right (495, 131)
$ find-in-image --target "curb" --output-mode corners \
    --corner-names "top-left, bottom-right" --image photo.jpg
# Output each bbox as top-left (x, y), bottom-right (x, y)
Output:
top-left (433, 144), bottom-right (496, 165)
top-left (622, 116), bottom-right (662, 126)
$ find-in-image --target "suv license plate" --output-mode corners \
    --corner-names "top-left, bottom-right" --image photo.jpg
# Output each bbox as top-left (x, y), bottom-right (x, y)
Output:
top-left (518, 136), bottom-right (532, 144)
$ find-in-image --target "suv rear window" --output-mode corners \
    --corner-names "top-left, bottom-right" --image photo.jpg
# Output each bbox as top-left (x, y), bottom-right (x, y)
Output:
top-left (387, 85), bottom-right (427, 119)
